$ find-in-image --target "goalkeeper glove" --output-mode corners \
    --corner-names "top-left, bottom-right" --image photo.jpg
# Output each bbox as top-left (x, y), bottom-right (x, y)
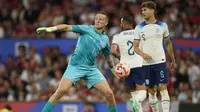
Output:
top-left (36, 27), bottom-right (57, 34)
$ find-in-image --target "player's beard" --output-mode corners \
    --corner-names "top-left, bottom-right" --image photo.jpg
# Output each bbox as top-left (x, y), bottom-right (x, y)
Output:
top-left (143, 15), bottom-right (150, 21)
top-left (121, 27), bottom-right (124, 31)
top-left (145, 18), bottom-right (149, 21)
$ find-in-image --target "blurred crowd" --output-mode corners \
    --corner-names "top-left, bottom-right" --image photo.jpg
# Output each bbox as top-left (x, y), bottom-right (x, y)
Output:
top-left (0, 0), bottom-right (200, 39)
top-left (0, 43), bottom-right (200, 104)
top-left (166, 48), bottom-right (200, 104)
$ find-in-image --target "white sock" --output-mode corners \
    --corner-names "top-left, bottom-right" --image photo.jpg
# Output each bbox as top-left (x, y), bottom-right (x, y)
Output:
top-left (131, 91), bottom-right (138, 111)
top-left (131, 90), bottom-right (147, 112)
top-left (160, 90), bottom-right (170, 112)
top-left (149, 92), bottom-right (159, 112)
top-left (138, 102), bottom-right (143, 112)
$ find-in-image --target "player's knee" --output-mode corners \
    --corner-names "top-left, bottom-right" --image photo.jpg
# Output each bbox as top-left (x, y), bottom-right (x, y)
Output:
top-left (136, 84), bottom-right (146, 90)
top-left (104, 90), bottom-right (114, 99)
top-left (147, 87), bottom-right (156, 95)
top-left (158, 84), bottom-right (167, 91)
top-left (149, 90), bottom-right (155, 96)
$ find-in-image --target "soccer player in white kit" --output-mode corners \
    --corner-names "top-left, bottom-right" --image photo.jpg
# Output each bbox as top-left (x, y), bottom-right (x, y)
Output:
top-left (111, 16), bottom-right (146, 112)
top-left (134, 1), bottom-right (176, 112)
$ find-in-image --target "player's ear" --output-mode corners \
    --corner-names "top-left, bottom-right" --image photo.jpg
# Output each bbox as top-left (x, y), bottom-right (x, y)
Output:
top-left (105, 17), bottom-right (108, 26)
top-left (152, 9), bottom-right (155, 14)
top-left (105, 23), bottom-right (108, 26)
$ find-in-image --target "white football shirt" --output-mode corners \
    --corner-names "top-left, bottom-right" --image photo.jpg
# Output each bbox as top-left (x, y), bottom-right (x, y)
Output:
top-left (134, 21), bottom-right (170, 65)
top-left (112, 29), bottom-right (143, 68)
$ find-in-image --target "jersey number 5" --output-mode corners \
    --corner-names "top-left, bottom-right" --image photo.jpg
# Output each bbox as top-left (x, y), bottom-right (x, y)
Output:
top-left (127, 41), bottom-right (134, 55)
top-left (142, 33), bottom-right (146, 41)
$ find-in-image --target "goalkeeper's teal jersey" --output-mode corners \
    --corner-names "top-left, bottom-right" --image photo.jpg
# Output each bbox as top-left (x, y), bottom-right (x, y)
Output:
top-left (69, 25), bottom-right (110, 67)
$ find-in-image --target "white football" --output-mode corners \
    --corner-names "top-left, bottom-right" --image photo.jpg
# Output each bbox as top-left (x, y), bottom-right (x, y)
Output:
top-left (115, 63), bottom-right (130, 78)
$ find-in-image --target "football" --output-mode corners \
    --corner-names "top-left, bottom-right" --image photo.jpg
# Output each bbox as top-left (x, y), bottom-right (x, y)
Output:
top-left (115, 63), bottom-right (130, 77)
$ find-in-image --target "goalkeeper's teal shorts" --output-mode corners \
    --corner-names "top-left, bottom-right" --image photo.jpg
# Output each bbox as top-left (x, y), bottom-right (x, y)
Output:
top-left (63, 65), bottom-right (106, 89)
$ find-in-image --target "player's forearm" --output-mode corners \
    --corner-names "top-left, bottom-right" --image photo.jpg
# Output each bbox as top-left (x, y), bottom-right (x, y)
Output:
top-left (112, 53), bottom-right (120, 60)
top-left (105, 55), bottom-right (119, 78)
top-left (53, 24), bottom-right (72, 32)
top-left (165, 39), bottom-right (175, 61)
top-left (134, 46), bottom-right (145, 57)
top-left (36, 24), bottom-right (72, 33)
top-left (133, 40), bottom-right (145, 57)
top-left (105, 55), bottom-right (114, 69)
top-left (111, 45), bottom-right (120, 60)
top-left (45, 24), bottom-right (72, 32)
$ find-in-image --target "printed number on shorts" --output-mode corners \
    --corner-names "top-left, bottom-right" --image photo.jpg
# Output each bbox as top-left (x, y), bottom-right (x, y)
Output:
top-left (160, 71), bottom-right (164, 78)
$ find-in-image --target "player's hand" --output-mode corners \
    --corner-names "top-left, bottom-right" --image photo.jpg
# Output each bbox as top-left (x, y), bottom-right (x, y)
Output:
top-left (36, 27), bottom-right (57, 34)
top-left (142, 53), bottom-right (152, 61)
top-left (36, 27), bottom-right (48, 34)
top-left (119, 75), bottom-right (128, 81)
top-left (111, 68), bottom-right (119, 79)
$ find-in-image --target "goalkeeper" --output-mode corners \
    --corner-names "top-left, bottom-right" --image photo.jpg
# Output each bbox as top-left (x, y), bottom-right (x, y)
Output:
top-left (37, 11), bottom-right (119, 112)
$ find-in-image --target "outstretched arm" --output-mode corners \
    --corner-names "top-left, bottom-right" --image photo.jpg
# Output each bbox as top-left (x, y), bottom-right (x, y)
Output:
top-left (36, 24), bottom-right (72, 33)
top-left (164, 38), bottom-right (176, 69)
top-left (105, 55), bottom-right (119, 79)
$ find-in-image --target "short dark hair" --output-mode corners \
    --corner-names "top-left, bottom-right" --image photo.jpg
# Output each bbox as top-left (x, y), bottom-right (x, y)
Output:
top-left (141, 1), bottom-right (156, 10)
top-left (96, 11), bottom-right (109, 20)
top-left (121, 15), bottom-right (133, 24)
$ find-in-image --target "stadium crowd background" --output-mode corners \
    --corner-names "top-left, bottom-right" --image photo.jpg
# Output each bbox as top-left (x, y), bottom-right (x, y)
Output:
top-left (0, 0), bottom-right (200, 109)
top-left (0, 0), bottom-right (200, 39)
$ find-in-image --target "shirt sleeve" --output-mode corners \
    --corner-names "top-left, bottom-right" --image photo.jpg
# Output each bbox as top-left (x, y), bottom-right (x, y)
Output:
top-left (134, 25), bottom-right (141, 40)
top-left (72, 25), bottom-right (90, 34)
top-left (163, 23), bottom-right (170, 38)
top-left (102, 38), bottom-right (111, 56)
top-left (112, 34), bottom-right (118, 45)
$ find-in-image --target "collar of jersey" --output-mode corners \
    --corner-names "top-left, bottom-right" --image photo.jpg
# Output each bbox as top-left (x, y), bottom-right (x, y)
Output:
top-left (92, 25), bottom-right (105, 35)
top-left (144, 20), bottom-right (159, 25)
